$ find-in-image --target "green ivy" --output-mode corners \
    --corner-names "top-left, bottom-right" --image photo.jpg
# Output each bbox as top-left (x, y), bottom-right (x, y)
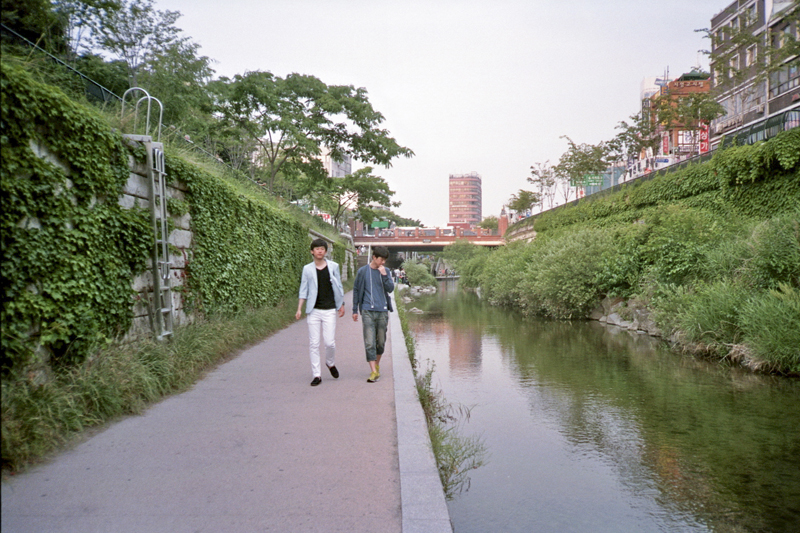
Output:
top-left (166, 157), bottom-right (308, 315)
top-left (166, 197), bottom-right (190, 217)
top-left (1, 61), bottom-right (151, 373)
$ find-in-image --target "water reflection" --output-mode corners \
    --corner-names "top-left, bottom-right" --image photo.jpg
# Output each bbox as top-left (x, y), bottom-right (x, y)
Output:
top-left (406, 282), bottom-right (800, 533)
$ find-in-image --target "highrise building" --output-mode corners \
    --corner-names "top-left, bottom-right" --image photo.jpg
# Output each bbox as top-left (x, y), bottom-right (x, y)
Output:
top-left (448, 172), bottom-right (482, 229)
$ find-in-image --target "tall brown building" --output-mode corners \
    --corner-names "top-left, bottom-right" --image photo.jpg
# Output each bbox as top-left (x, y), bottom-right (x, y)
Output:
top-left (448, 173), bottom-right (482, 229)
top-left (650, 72), bottom-right (713, 157)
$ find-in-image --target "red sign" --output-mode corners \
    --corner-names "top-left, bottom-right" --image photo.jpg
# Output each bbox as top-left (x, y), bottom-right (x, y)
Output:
top-left (699, 124), bottom-right (709, 154)
top-left (662, 133), bottom-right (669, 155)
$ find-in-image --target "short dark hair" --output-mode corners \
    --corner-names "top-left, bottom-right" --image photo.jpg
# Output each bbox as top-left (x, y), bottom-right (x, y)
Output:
top-left (310, 238), bottom-right (328, 251)
top-left (372, 246), bottom-right (389, 259)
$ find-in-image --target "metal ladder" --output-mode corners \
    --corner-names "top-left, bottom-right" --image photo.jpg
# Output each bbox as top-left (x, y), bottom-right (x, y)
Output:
top-left (121, 88), bottom-right (173, 340)
top-left (149, 145), bottom-right (173, 340)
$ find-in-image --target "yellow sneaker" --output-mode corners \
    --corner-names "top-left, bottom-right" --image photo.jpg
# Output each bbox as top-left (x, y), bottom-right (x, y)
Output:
top-left (367, 371), bottom-right (380, 383)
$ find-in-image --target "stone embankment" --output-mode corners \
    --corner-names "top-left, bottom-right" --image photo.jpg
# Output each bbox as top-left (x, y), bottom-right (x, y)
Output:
top-left (589, 296), bottom-right (662, 337)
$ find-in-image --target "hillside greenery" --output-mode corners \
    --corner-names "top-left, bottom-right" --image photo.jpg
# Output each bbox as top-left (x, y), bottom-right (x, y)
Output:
top-left (455, 130), bottom-right (800, 374)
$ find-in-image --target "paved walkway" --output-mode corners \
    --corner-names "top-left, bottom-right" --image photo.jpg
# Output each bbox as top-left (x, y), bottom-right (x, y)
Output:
top-left (1, 292), bottom-right (451, 532)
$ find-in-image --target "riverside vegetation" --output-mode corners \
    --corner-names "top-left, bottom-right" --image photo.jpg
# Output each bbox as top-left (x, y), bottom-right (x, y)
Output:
top-left (397, 300), bottom-right (487, 500)
top-left (446, 129), bottom-right (800, 375)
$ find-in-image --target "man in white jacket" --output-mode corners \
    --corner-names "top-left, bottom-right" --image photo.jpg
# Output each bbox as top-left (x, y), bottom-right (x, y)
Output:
top-left (296, 239), bottom-right (345, 386)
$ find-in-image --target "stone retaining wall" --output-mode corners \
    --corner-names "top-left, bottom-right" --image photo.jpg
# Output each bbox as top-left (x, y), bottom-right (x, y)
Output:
top-left (120, 144), bottom-right (193, 342)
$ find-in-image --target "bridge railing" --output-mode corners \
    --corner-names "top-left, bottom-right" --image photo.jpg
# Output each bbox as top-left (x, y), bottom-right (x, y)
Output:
top-left (354, 227), bottom-right (499, 241)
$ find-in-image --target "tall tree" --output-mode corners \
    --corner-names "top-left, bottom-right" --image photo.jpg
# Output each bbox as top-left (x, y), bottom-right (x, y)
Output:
top-left (478, 215), bottom-right (498, 231)
top-left (609, 111), bottom-right (661, 164)
top-left (309, 167), bottom-right (398, 228)
top-left (1, 0), bottom-right (69, 53)
top-left (370, 208), bottom-right (422, 228)
top-left (217, 70), bottom-right (413, 192)
top-left (137, 38), bottom-right (214, 128)
top-left (507, 189), bottom-right (540, 215)
top-left (554, 136), bottom-right (610, 203)
top-left (528, 161), bottom-right (557, 211)
top-left (52, 0), bottom-right (121, 61)
top-left (95, 0), bottom-right (183, 87)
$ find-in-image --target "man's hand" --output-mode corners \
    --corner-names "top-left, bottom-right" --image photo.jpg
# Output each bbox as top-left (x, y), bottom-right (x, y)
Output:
top-left (338, 305), bottom-right (345, 318)
top-left (352, 313), bottom-right (359, 322)
top-left (378, 265), bottom-right (387, 276)
top-left (295, 309), bottom-right (302, 320)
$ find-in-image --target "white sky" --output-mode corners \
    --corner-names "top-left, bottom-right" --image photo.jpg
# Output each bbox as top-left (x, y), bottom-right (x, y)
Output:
top-left (154, 0), bottom-right (728, 227)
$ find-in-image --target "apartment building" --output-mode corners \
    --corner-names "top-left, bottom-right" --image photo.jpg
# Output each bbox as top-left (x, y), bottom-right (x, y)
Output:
top-left (709, 0), bottom-right (800, 148)
top-left (448, 172), bottom-right (482, 229)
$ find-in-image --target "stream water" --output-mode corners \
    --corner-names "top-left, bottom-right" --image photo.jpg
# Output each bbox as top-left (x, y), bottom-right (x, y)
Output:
top-left (404, 280), bottom-right (800, 533)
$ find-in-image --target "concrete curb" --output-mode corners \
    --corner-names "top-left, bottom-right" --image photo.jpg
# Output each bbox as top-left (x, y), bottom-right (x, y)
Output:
top-left (389, 292), bottom-right (453, 533)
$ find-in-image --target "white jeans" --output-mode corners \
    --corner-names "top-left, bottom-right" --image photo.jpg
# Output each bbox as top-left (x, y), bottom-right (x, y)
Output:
top-left (307, 308), bottom-right (337, 377)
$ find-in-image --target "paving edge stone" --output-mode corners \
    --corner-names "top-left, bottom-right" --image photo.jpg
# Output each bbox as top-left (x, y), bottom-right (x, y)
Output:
top-left (390, 292), bottom-right (454, 533)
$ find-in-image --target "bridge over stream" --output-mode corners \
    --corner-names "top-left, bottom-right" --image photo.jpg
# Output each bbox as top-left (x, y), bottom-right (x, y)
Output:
top-left (353, 226), bottom-right (504, 253)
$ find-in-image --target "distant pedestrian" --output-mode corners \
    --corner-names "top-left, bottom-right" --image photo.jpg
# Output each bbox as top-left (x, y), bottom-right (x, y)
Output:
top-left (296, 239), bottom-right (345, 386)
top-left (352, 246), bottom-right (394, 383)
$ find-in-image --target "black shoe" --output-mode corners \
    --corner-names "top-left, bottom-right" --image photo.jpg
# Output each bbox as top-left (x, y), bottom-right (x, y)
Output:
top-left (327, 365), bottom-right (339, 379)
top-left (310, 376), bottom-right (322, 386)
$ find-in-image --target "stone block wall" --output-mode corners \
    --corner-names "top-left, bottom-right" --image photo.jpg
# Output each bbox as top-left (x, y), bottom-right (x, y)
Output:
top-left (121, 147), bottom-right (193, 342)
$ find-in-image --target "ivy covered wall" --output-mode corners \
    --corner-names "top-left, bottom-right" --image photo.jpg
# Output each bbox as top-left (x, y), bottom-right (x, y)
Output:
top-left (1, 62), bottom-right (151, 373)
top-left (168, 156), bottom-right (309, 315)
top-left (1, 62), bottom-right (324, 376)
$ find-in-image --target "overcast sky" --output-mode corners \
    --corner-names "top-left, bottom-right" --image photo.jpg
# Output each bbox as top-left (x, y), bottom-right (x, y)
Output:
top-left (154, 0), bottom-right (728, 227)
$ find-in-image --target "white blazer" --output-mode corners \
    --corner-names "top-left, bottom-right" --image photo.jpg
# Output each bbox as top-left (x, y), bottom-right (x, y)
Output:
top-left (298, 260), bottom-right (345, 314)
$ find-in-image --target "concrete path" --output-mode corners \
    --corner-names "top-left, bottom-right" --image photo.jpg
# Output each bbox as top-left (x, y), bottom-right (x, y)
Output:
top-left (1, 292), bottom-right (452, 532)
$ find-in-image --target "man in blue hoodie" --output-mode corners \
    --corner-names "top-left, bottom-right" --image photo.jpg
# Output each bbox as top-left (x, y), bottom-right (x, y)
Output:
top-left (296, 239), bottom-right (345, 386)
top-left (352, 246), bottom-right (394, 383)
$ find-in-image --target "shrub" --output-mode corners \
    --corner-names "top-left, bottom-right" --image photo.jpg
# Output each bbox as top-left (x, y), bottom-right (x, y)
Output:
top-left (739, 284), bottom-right (800, 373)
top-left (639, 205), bottom-right (728, 285)
top-left (594, 223), bottom-right (650, 298)
top-left (517, 228), bottom-right (610, 319)
top-left (478, 242), bottom-right (536, 308)
top-left (743, 214), bottom-right (800, 290)
top-left (658, 279), bottom-right (747, 350)
top-left (458, 253), bottom-right (489, 290)
top-left (402, 261), bottom-right (437, 287)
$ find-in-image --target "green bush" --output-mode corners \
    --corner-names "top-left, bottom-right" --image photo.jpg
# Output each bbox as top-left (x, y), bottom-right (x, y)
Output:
top-left (478, 242), bottom-right (536, 308)
top-left (594, 223), bottom-right (650, 298)
top-left (743, 214), bottom-right (800, 290)
top-left (518, 229), bottom-right (610, 319)
top-left (668, 280), bottom-right (747, 349)
top-left (463, 130), bottom-right (800, 372)
top-left (402, 261), bottom-right (437, 287)
top-left (458, 253), bottom-right (490, 289)
top-left (739, 284), bottom-right (800, 373)
top-left (639, 205), bottom-right (728, 285)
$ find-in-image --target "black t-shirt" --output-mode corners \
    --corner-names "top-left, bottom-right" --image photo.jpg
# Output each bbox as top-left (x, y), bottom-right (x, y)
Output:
top-left (314, 265), bottom-right (336, 309)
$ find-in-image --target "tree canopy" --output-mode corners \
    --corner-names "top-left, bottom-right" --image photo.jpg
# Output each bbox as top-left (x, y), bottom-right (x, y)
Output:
top-left (508, 189), bottom-right (540, 215)
top-left (216, 70), bottom-right (413, 192)
top-left (308, 167), bottom-right (398, 228)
